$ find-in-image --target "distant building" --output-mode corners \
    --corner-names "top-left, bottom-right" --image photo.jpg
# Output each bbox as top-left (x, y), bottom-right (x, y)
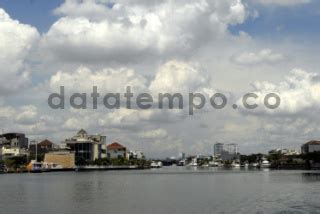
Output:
top-left (0, 133), bottom-right (29, 159)
top-left (29, 139), bottom-right (56, 156)
top-left (107, 142), bottom-right (127, 159)
top-left (214, 142), bottom-right (239, 161)
top-left (0, 133), bottom-right (28, 149)
top-left (127, 150), bottom-right (144, 160)
top-left (225, 144), bottom-right (237, 154)
top-left (269, 148), bottom-right (300, 156)
top-left (301, 141), bottom-right (320, 154)
top-left (178, 152), bottom-right (185, 160)
top-left (214, 143), bottom-right (224, 156)
top-left (1, 147), bottom-right (29, 159)
top-left (64, 129), bottom-right (106, 163)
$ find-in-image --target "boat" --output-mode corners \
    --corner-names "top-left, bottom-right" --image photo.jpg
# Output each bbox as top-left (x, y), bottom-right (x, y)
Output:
top-left (150, 161), bottom-right (163, 168)
top-left (249, 163), bottom-right (259, 168)
top-left (42, 162), bottom-right (65, 171)
top-left (261, 160), bottom-right (271, 168)
top-left (27, 160), bottom-right (43, 173)
top-left (209, 161), bottom-right (219, 167)
top-left (231, 162), bottom-right (241, 168)
top-left (177, 159), bottom-right (186, 166)
top-left (188, 158), bottom-right (198, 167)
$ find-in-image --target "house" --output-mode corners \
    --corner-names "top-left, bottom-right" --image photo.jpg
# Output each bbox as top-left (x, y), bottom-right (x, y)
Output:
top-left (301, 141), bottom-right (320, 154)
top-left (0, 133), bottom-right (29, 159)
top-left (0, 133), bottom-right (28, 149)
top-left (29, 139), bottom-right (55, 156)
top-left (107, 142), bottom-right (127, 159)
top-left (64, 129), bottom-right (106, 163)
top-left (127, 150), bottom-right (144, 160)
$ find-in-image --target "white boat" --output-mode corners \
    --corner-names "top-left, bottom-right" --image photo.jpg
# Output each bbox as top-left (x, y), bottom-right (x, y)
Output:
top-left (231, 162), bottom-right (241, 168)
top-left (261, 160), bottom-right (271, 168)
top-left (250, 163), bottom-right (259, 168)
top-left (150, 161), bottom-right (163, 168)
top-left (27, 160), bottom-right (44, 173)
top-left (188, 158), bottom-right (198, 167)
top-left (209, 161), bottom-right (219, 167)
top-left (178, 160), bottom-right (186, 166)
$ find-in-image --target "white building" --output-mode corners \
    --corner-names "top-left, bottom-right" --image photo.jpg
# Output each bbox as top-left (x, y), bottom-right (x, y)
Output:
top-left (107, 142), bottom-right (127, 159)
top-left (64, 129), bottom-right (106, 162)
top-left (1, 147), bottom-right (29, 158)
top-left (127, 150), bottom-right (144, 160)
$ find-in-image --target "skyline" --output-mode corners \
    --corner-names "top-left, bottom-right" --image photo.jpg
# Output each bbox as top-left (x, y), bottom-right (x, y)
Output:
top-left (1, 0), bottom-right (320, 157)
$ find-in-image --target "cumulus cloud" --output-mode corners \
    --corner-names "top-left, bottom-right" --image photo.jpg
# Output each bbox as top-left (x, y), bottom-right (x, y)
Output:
top-left (41, 0), bottom-right (248, 64)
top-left (0, 8), bottom-right (39, 94)
top-left (0, 104), bottom-right (58, 135)
top-left (237, 69), bottom-right (320, 115)
top-left (49, 66), bottom-right (148, 94)
top-left (231, 49), bottom-right (286, 65)
top-left (149, 60), bottom-right (209, 94)
top-left (257, 0), bottom-right (311, 6)
top-left (138, 128), bottom-right (168, 139)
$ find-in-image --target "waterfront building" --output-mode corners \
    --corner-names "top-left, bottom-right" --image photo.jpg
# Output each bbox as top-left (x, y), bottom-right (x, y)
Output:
top-left (127, 150), bottom-right (144, 160)
top-left (214, 142), bottom-right (239, 161)
top-left (29, 139), bottom-right (56, 156)
top-left (0, 133), bottom-right (28, 149)
top-left (0, 133), bottom-right (29, 159)
top-left (214, 143), bottom-right (224, 156)
top-left (301, 141), bottom-right (320, 154)
top-left (107, 142), bottom-right (127, 159)
top-left (269, 148), bottom-right (301, 156)
top-left (44, 151), bottom-right (75, 169)
top-left (225, 144), bottom-right (238, 154)
top-left (64, 129), bottom-right (106, 163)
top-left (1, 147), bottom-right (29, 159)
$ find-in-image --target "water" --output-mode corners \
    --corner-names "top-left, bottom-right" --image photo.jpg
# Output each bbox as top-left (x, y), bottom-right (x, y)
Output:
top-left (1, 167), bottom-right (320, 214)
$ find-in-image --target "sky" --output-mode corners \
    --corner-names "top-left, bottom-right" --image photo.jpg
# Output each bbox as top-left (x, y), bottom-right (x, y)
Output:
top-left (1, 0), bottom-right (320, 158)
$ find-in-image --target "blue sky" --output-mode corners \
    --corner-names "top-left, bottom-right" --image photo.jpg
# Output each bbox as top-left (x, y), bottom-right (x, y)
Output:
top-left (0, 0), bottom-right (319, 39)
top-left (0, 0), bottom-right (63, 32)
top-left (231, 1), bottom-right (320, 41)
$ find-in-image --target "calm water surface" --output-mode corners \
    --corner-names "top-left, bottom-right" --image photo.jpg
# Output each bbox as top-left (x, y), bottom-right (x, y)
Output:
top-left (1, 167), bottom-right (320, 214)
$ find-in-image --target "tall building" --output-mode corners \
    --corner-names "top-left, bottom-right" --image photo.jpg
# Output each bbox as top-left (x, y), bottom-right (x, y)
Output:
top-left (214, 143), bottom-right (224, 156)
top-left (64, 129), bottom-right (106, 163)
top-left (214, 142), bottom-right (239, 161)
top-left (225, 143), bottom-right (237, 154)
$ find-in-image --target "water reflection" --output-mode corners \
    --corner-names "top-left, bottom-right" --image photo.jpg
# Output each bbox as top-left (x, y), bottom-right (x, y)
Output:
top-left (301, 172), bottom-right (320, 182)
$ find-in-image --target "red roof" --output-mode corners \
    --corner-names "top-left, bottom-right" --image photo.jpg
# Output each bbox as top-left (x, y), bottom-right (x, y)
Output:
top-left (38, 139), bottom-right (54, 146)
top-left (107, 142), bottom-right (126, 149)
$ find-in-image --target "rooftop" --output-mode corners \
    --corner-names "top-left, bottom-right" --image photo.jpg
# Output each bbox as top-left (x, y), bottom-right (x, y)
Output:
top-left (303, 141), bottom-right (320, 146)
top-left (107, 142), bottom-right (126, 149)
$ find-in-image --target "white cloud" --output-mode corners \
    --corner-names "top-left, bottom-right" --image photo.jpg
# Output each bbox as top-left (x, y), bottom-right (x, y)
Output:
top-left (149, 60), bottom-right (209, 94)
top-left (138, 128), bottom-right (168, 139)
top-left (0, 104), bottom-right (58, 135)
top-left (238, 69), bottom-right (320, 114)
top-left (49, 66), bottom-right (148, 94)
top-left (231, 49), bottom-right (286, 65)
top-left (0, 8), bottom-right (39, 94)
top-left (42, 0), bottom-right (248, 64)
